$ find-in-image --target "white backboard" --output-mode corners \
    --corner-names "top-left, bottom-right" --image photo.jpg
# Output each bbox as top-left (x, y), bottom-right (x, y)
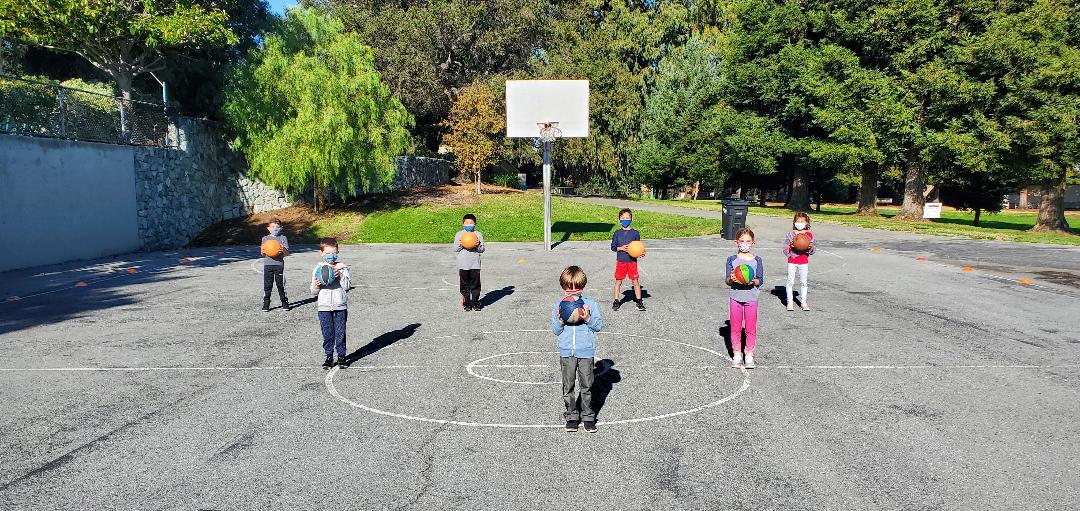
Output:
top-left (505, 80), bottom-right (589, 138)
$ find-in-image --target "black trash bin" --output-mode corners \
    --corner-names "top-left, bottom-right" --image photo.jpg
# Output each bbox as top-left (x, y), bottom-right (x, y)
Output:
top-left (721, 199), bottom-right (749, 240)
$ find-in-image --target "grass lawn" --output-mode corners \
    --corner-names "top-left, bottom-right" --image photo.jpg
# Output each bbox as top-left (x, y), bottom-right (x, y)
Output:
top-left (635, 198), bottom-right (1080, 246)
top-left (314, 191), bottom-right (719, 243)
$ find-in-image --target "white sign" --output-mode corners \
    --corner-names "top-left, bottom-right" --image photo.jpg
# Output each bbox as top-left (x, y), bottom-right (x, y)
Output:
top-left (923, 202), bottom-right (942, 219)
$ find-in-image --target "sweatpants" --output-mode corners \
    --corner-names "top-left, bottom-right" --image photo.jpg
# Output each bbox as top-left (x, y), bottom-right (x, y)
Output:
top-left (318, 309), bottom-right (348, 358)
top-left (561, 356), bottom-right (595, 422)
top-left (459, 269), bottom-right (481, 304)
top-left (729, 298), bottom-right (758, 353)
top-left (263, 265), bottom-right (288, 307)
top-left (786, 263), bottom-right (809, 306)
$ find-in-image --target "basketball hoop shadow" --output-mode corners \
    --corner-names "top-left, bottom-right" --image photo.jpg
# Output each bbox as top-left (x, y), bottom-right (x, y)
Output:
top-left (550, 221), bottom-right (614, 249)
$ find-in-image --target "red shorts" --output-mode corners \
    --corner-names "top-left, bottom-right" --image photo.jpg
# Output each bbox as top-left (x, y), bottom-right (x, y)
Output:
top-left (614, 261), bottom-right (639, 281)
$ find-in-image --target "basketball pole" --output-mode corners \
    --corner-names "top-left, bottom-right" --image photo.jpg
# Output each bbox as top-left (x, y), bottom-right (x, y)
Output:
top-left (542, 139), bottom-right (553, 251)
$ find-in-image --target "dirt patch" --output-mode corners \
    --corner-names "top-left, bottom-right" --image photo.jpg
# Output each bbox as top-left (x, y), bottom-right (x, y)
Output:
top-left (189, 184), bottom-right (523, 247)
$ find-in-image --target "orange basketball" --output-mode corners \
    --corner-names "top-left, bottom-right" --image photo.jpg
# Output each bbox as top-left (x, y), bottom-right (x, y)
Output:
top-left (626, 240), bottom-right (645, 259)
top-left (460, 231), bottom-right (479, 250)
top-left (262, 239), bottom-right (283, 257)
top-left (792, 233), bottom-right (811, 252)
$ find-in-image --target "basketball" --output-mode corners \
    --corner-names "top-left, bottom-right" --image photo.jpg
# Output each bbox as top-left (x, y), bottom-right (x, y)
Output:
top-left (262, 239), bottom-right (283, 257)
top-left (792, 233), bottom-right (811, 251)
top-left (733, 263), bottom-right (756, 285)
top-left (558, 295), bottom-right (587, 324)
top-left (626, 240), bottom-right (645, 259)
top-left (315, 264), bottom-right (336, 287)
top-left (460, 231), bottom-right (479, 250)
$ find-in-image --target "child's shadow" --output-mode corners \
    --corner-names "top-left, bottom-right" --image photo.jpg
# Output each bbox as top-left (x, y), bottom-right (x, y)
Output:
top-left (342, 323), bottom-right (420, 364)
top-left (592, 359), bottom-right (622, 419)
top-left (618, 288), bottom-right (652, 304)
top-left (769, 285), bottom-right (795, 307)
top-left (719, 320), bottom-right (735, 357)
top-left (480, 286), bottom-right (515, 307)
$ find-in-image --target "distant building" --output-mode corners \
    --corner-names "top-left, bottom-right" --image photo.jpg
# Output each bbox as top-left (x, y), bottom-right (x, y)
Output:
top-left (1006, 185), bottom-right (1080, 209)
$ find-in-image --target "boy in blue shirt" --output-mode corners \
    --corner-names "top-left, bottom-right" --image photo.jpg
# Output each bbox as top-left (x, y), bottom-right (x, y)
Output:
top-left (551, 265), bottom-right (604, 433)
top-left (611, 208), bottom-right (645, 311)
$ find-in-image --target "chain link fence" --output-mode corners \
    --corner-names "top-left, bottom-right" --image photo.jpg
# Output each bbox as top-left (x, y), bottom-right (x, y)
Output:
top-left (0, 74), bottom-right (174, 147)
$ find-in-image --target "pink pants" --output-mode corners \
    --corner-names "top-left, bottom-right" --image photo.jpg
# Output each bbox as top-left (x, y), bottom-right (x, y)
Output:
top-left (729, 298), bottom-right (758, 353)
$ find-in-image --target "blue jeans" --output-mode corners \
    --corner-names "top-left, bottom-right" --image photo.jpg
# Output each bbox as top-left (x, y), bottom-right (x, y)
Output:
top-left (318, 310), bottom-right (348, 358)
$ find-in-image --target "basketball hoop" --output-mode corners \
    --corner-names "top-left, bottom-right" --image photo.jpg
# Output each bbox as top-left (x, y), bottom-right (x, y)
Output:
top-left (538, 122), bottom-right (562, 143)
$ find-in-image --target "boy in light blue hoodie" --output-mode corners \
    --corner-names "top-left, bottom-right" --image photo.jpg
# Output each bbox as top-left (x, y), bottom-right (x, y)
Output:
top-left (551, 265), bottom-right (604, 433)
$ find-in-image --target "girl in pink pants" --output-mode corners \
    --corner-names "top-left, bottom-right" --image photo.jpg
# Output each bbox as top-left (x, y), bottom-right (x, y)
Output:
top-left (725, 228), bottom-right (764, 369)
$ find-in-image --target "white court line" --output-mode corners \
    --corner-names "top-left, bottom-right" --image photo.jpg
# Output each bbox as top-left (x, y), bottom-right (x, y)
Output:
top-left (763, 364), bottom-right (1080, 370)
top-left (5, 363), bottom-right (1075, 373)
top-left (1, 273), bottom-right (131, 304)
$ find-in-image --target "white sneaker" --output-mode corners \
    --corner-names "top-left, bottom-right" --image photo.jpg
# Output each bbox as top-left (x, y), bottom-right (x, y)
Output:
top-left (801, 302), bottom-right (811, 311)
top-left (744, 354), bottom-right (756, 369)
top-left (731, 353), bottom-right (743, 368)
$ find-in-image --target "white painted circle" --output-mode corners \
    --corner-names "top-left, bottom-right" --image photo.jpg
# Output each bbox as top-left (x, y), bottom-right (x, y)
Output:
top-left (465, 351), bottom-right (614, 385)
top-left (325, 330), bottom-right (751, 428)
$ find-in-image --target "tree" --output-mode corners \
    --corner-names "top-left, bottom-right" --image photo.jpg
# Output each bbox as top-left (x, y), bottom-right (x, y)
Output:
top-left (963, 0), bottom-right (1079, 233)
top-left (443, 80), bottom-right (505, 195)
top-left (223, 7), bottom-right (413, 212)
top-left (2, 0), bottom-right (236, 141)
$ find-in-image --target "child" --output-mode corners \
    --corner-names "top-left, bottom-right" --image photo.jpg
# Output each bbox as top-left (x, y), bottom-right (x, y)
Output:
top-left (611, 208), bottom-right (645, 311)
top-left (260, 217), bottom-right (290, 312)
top-left (783, 211), bottom-right (816, 311)
top-left (551, 266), bottom-right (603, 433)
top-left (310, 237), bottom-right (352, 369)
top-left (725, 227), bottom-right (763, 369)
top-left (454, 213), bottom-right (486, 311)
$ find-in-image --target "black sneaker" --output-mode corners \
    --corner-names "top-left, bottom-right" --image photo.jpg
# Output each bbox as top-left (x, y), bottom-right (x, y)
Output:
top-left (281, 302), bottom-right (291, 311)
top-left (565, 420), bottom-right (580, 432)
top-left (463, 303), bottom-right (473, 312)
top-left (262, 302), bottom-right (271, 312)
top-left (337, 356), bottom-right (350, 369)
top-left (635, 300), bottom-right (646, 311)
top-left (472, 301), bottom-right (483, 311)
top-left (322, 356), bottom-right (334, 369)
top-left (612, 300), bottom-right (621, 311)
top-left (583, 421), bottom-right (597, 433)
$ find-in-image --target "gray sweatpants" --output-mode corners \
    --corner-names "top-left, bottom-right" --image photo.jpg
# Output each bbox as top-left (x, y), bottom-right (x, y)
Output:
top-left (561, 356), bottom-right (595, 421)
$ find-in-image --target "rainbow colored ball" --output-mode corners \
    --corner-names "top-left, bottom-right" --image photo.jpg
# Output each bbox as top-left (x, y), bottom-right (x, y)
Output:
top-left (732, 263), bottom-right (756, 285)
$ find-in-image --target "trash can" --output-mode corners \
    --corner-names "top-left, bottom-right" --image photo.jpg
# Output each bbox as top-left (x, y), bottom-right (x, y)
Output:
top-left (721, 199), bottom-right (749, 240)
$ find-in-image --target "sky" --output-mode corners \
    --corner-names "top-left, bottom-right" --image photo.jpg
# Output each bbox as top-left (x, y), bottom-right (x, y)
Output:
top-left (266, 0), bottom-right (298, 15)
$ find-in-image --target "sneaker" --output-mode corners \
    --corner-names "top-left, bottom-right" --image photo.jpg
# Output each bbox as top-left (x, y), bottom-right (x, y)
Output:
top-left (337, 356), bottom-right (350, 369)
top-left (583, 421), bottom-right (597, 433)
top-left (281, 302), bottom-right (291, 311)
top-left (322, 356), bottom-right (334, 369)
top-left (472, 301), bottom-right (483, 311)
top-left (635, 300), bottom-right (646, 311)
top-left (612, 300), bottom-right (621, 311)
top-left (744, 354), bottom-right (756, 369)
top-left (787, 304), bottom-right (795, 312)
top-left (463, 303), bottom-right (473, 312)
top-left (801, 302), bottom-right (811, 311)
top-left (731, 353), bottom-right (744, 368)
top-left (262, 304), bottom-right (271, 312)
top-left (565, 420), bottom-right (580, 432)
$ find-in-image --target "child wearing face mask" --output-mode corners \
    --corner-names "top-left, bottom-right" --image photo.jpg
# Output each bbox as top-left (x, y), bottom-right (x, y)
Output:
top-left (311, 237), bottom-right (352, 369)
top-left (783, 211), bottom-right (815, 311)
top-left (454, 213), bottom-right (486, 311)
top-left (611, 208), bottom-right (645, 311)
top-left (725, 227), bottom-right (763, 369)
top-left (260, 217), bottom-right (290, 312)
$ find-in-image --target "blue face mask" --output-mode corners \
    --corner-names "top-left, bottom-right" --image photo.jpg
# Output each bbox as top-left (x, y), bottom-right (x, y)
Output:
top-left (620, 219), bottom-right (632, 228)
top-left (463, 225), bottom-right (475, 232)
top-left (270, 227), bottom-right (282, 236)
top-left (322, 253), bottom-right (338, 263)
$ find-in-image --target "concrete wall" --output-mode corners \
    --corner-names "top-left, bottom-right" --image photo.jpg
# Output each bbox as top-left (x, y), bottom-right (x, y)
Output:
top-left (0, 135), bottom-right (140, 271)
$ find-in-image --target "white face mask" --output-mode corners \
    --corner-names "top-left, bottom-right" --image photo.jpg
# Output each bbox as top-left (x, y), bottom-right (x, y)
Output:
top-left (737, 241), bottom-right (753, 253)
top-left (794, 222), bottom-right (807, 230)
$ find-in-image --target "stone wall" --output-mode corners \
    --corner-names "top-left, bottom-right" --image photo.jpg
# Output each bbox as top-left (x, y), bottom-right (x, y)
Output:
top-left (134, 118), bottom-right (298, 250)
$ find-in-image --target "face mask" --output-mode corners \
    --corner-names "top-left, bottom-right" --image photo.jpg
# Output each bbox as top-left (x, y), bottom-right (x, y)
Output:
top-left (563, 289), bottom-right (581, 298)
top-left (270, 227), bottom-right (282, 236)
top-left (737, 241), bottom-right (753, 253)
top-left (794, 222), bottom-right (807, 230)
top-left (322, 253), bottom-right (338, 263)
top-left (463, 225), bottom-right (475, 232)
top-left (620, 219), bottom-right (632, 228)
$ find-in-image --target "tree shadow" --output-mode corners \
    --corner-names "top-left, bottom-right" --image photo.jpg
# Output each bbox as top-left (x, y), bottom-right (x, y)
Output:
top-left (718, 320), bottom-right (734, 357)
top-left (591, 359), bottom-right (622, 419)
top-left (480, 285), bottom-right (515, 307)
top-left (343, 323), bottom-right (421, 364)
top-left (550, 221), bottom-right (615, 249)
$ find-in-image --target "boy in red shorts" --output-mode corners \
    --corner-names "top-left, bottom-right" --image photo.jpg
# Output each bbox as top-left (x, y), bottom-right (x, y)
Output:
top-left (611, 208), bottom-right (645, 311)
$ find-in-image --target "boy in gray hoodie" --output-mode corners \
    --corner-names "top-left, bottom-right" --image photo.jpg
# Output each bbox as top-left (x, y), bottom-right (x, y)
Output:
top-left (551, 265), bottom-right (604, 433)
top-left (453, 213), bottom-right (486, 311)
top-left (310, 237), bottom-right (352, 369)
